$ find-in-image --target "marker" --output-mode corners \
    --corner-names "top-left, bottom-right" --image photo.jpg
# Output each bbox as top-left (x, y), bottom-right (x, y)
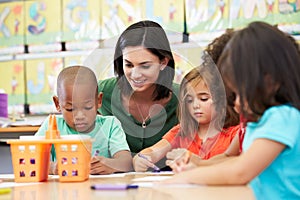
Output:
top-left (94, 150), bottom-right (100, 157)
top-left (90, 150), bottom-right (100, 164)
top-left (138, 153), bottom-right (160, 172)
top-left (91, 184), bottom-right (138, 190)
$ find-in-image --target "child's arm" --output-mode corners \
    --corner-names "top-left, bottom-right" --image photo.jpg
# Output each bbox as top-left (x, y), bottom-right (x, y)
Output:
top-left (166, 133), bottom-right (241, 172)
top-left (90, 150), bottom-right (132, 174)
top-left (133, 139), bottom-right (172, 172)
top-left (162, 138), bottom-right (285, 185)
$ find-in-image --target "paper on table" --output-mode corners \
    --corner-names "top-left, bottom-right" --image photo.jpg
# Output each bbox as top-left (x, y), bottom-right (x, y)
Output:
top-left (134, 181), bottom-right (201, 188)
top-left (0, 182), bottom-right (41, 188)
top-left (89, 173), bottom-right (126, 178)
top-left (132, 176), bottom-right (171, 182)
top-left (126, 171), bottom-right (174, 175)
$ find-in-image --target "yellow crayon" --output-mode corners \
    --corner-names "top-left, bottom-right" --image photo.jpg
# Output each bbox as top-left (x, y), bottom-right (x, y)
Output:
top-left (0, 188), bottom-right (11, 195)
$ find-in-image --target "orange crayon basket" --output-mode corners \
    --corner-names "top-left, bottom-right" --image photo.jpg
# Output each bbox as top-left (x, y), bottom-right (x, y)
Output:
top-left (53, 135), bottom-right (92, 182)
top-left (7, 115), bottom-right (93, 183)
top-left (7, 137), bottom-right (52, 183)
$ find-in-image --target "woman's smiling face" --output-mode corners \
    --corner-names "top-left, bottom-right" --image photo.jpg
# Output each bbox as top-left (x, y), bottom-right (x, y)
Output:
top-left (122, 46), bottom-right (167, 92)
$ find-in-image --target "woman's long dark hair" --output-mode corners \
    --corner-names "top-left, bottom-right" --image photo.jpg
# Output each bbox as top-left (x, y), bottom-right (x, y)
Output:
top-left (114, 20), bottom-right (175, 101)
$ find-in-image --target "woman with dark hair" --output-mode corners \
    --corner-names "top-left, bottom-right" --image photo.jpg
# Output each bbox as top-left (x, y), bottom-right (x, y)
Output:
top-left (98, 20), bottom-right (179, 154)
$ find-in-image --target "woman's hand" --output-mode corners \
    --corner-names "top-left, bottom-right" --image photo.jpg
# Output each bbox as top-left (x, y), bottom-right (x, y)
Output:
top-left (133, 154), bottom-right (156, 172)
top-left (90, 156), bottom-right (115, 175)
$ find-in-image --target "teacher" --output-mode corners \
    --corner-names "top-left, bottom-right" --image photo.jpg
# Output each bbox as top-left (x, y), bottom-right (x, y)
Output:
top-left (98, 20), bottom-right (179, 153)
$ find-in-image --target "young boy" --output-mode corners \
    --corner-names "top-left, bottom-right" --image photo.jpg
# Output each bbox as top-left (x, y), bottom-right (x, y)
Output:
top-left (35, 65), bottom-right (132, 174)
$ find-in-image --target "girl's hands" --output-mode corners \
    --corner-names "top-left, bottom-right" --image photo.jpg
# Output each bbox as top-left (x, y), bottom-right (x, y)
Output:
top-left (166, 149), bottom-right (197, 173)
top-left (166, 148), bottom-right (188, 162)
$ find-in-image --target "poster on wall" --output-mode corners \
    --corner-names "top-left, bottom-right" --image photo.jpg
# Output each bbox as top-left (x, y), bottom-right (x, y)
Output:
top-left (25, 0), bottom-right (62, 52)
top-left (0, 1), bottom-right (25, 55)
top-left (25, 58), bottom-right (63, 114)
top-left (146, 0), bottom-right (184, 33)
top-left (100, 0), bottom-right (184, 40)
top-left (100, 0), bottom-right (144, 39)
top-left (0, 60), bottom-right (25, 115)
top-left (62, 0), bottom-right (101, 50)
top-left (186, 0), bottom-right (300, 39)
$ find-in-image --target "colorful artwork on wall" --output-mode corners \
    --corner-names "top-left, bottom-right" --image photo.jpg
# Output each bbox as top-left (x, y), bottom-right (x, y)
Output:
top-left (25, 0), bottom-right (62, 47)
top-left (0, 60), bottom-right (25, 115)
top-left (62, 0), bottom-right (101, 42)
top-left (25, 58), bottom-right (63, 114)
top-left (146, 0), bottom-right (184, 33)
top-left (0, 1), bottom-right (25, 54)
top-left (185, 0), bottom-right (300, 33)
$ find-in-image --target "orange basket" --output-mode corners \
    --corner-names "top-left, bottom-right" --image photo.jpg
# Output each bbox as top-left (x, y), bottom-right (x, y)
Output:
top-left (7, 115), bottom-right (93, 183)
top-left (53, 135), bottom-right (92, 182)
top-left (7, 137), bottom-right (52, 183)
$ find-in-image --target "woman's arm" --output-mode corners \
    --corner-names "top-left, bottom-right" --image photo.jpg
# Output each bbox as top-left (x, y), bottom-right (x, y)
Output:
top-left (164, 138), bottom-right (285, 185)
top-left (133, 139), bottom-right (172, 172)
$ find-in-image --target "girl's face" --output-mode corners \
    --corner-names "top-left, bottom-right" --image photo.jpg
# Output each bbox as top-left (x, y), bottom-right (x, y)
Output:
top-left (122, 46), bottom-right (168, 92)
top-left (54, 83), bottom-right (100, 133)
top-left (185, 80), bottom-right (216, 125)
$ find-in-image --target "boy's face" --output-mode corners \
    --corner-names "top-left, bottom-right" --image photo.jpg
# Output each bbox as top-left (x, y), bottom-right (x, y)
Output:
top-left (53, 82), bottom-right (102, 133)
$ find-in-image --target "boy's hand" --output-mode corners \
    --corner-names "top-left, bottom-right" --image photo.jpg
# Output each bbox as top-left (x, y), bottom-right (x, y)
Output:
top-left (49, 161), bottom-right (58, 175)
top-left (90, 156), bottom-right (115, 175)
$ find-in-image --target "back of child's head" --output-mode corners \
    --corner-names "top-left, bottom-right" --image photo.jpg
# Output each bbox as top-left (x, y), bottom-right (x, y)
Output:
top-left (57, 65), bottom-right (98, 98)
top-left (179, 61), bottom-right (226, 138)
top-left (203, 28), bottom-right (239, 128)
top-left (218, 21), bottom-right (300, 119)
top-left (204, 28), bottom-right (234, 64)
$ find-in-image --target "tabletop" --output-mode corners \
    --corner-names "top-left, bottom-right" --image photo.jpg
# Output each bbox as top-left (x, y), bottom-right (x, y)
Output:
top-left (0, 172), bottom-right (255, 200)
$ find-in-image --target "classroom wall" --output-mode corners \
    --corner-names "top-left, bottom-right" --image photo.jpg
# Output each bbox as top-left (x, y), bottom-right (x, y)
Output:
top-left (0, 0), bottom-right (299, 115)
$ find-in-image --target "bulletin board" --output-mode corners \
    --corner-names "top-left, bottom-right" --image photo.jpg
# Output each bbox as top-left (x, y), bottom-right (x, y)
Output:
top-left (25, 58), bottom-right (63, 114)
top-left (144, 0), bottom-right (184, 33)
top-left (25, 0), bottom-right (62, 45)
top-left (62, 0), bottom-right (101, 42)
top-left (0, 60), bottom-right (25, 115)
top-left (185, 0), bottom-right (300, 33)
top-left (0, 1), bottom-right (25, 52)
top-left (100, 0), bottom-right (184, 39)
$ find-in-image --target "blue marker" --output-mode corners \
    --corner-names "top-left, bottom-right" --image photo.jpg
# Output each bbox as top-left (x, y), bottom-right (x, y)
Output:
top-left (138, 153), bottom-right (160, 172)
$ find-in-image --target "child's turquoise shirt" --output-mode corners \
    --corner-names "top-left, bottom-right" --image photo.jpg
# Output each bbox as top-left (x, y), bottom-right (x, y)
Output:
top-left (243, 105), bottom-right (300, 200)
top-left (35, 115), bottom-right (130, 161)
